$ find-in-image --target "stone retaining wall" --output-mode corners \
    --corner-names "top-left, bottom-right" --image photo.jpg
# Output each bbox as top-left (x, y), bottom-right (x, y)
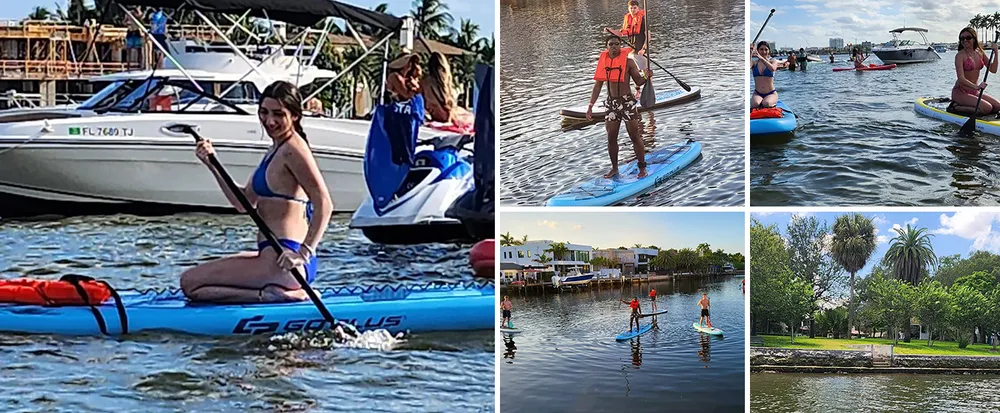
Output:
top-left (751, 347), bottom-right (1000, 374)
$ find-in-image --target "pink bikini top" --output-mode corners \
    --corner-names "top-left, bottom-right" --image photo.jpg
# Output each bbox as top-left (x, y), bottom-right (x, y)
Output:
top-left (964, 51), bottom-right (986, 71)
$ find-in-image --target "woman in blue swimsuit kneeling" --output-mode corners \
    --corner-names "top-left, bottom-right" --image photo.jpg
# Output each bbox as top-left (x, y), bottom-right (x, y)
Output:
top-left (181, 81), bottom-right (335, 303)
top-left (751, 41), bottom-right (780, 109)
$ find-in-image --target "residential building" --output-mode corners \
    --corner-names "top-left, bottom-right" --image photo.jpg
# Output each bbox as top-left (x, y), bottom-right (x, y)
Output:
top-left (829, 37), bottom-right (844, 49)
top-left (499, 240), bottom-right (591, 275)
top-left (632, 247), bottom-right (658, 272)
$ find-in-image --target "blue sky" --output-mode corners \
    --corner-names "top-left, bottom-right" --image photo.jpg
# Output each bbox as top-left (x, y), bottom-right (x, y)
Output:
top-left (749, 0), bottom-right (990, 48)
top-left (499, 211), bottom-right (745, 254)
top-left (752, 211), bottom-right (1000, 276)
top-left (1, 0), bottom-right (493, 35)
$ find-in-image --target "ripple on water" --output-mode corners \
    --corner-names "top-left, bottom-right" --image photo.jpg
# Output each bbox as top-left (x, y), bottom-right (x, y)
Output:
top-left (751, 52), bottom-right (1000, 205)
top-left (0, 213), bottom-right (493, 412)
top-left (499, 0), bottom-right (745, 206)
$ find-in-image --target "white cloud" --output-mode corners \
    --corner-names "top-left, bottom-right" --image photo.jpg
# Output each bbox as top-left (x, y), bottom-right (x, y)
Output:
top-left (935, 212), bottom-right (1000, 252)
top-left (752, 212), bottom-right (775, 217)
top-left (905, 217), bottom-right (919, 227)
top-left (871, 214), bottom-right (889, 227)
top-left (573, 224), bottom-right (584, 230)
top-left (537, 220), bottom-right (559, 229)
top-left (877, 235), bottom-right (890, 244)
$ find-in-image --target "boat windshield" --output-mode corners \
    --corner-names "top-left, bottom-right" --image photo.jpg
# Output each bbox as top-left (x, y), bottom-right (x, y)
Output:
top-left (92, 78), bottom-right (249, 115)
top-left (78, 79), bottom-right (146, 110)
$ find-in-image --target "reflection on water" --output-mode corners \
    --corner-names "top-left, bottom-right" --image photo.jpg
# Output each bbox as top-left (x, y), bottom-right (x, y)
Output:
top-left (499, 277), bottom-right (744, 413)
top-left (751, 52), bottom-right (1000, 205)
top-left (751, 373), bottom-right (1000, 412)
top-left (499, 0), bottom-right (745, 206)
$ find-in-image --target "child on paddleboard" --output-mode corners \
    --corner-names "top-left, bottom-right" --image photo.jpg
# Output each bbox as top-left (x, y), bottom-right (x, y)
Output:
top-left (621, 296), bottom-right (643, 332)
top-left (697, 292), bottom-right (713, 328)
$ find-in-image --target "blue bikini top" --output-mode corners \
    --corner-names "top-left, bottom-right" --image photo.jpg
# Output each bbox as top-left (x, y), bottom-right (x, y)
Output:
top-left (252, 139), bottom-right (313, 220)
top-left (752, 60), bottom-right (774, 77)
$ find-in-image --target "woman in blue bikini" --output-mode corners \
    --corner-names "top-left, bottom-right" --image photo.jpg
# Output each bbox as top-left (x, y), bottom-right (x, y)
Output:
top-left (180, 81), bottom-right (335, 303)
top-left (751, 41), bottom-right (780, 109)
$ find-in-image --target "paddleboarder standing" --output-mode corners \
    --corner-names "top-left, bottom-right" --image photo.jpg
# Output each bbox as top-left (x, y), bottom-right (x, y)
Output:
top-left (587, 35), bottom-right (653, 179)
top-left (697, 292), bottom-right (713, 328)
top-left (501, 295), bottom-right (514, 328)
top-left (649, 288), bottom-right (657, 311)
top-left (621, 296), bottom-right (643, 332)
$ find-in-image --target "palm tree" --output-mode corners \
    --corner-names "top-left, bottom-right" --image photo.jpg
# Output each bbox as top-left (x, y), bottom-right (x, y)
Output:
top-left (519, 235), bottom-right (528, 245)
top-left (500, 232), bottom-right (515, 247)
top-left (545, 242), bottom-right (569, 261)
top-left (696, 243), bottom-right (712, 257)
top-left (533, 254), bottom-right (552, 267)
top-left (27, 6), bottom-right (51, 20)
top-left (633, 243), bottom-right (643, 248)
top-left (882, 224), bottom-right (937, 285)
top-left (831, 213), bottom-right (877, 340)
top-left (410, 0), bottom-right (454, 40)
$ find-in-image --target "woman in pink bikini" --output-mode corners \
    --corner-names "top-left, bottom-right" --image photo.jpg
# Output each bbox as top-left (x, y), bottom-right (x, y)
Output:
top-left (953, 27), bottom-right (1000, 114)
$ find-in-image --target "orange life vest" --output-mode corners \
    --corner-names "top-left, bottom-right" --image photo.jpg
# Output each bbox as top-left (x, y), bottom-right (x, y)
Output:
top-left (0, 278), bottom-right (112, 306)
top-left (594, 47), bottom-right (633, 82)
top-left (621, 10), bottom-right (646, 36)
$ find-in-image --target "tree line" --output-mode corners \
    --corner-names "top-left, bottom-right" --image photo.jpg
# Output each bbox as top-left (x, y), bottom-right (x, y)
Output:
top-left (751, 213), bottom-right (1000, 348)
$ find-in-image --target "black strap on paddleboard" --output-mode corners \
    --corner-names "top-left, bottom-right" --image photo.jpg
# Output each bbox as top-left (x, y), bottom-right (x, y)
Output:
top-left (60, 275), bottom-right (129, 336)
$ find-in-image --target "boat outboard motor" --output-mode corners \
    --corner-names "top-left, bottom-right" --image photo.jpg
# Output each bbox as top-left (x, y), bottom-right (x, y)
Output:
top-left (445, 64), bottom-right (495, 241)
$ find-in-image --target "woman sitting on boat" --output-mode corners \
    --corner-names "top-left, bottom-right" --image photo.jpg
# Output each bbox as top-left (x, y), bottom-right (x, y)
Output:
top-left (750, 41), bottom-right (779, 108)
top-left (421, 52), bottom-right (473, 129)
top-left (952, 27), bottom-right (1000, 114)
top-left (180, 81), bottom-right (335, 303)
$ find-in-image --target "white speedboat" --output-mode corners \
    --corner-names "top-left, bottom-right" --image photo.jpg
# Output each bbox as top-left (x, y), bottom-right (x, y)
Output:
top-left (552, 269), bottom-right (595, 287)
top-left (872, 27), bottom-right (941, 64)
top-left (0, 4), bottom-right (433, 214)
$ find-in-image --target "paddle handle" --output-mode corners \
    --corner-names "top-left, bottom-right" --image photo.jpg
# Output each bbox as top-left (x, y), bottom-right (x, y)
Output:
top-left (751, 9), bottom-right (776, 46)
top-left (190, 129), bottom-right (340, 328)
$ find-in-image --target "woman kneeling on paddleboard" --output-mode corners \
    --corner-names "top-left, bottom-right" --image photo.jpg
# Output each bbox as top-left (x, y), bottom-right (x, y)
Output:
top-left (952, 27), bottom-right (1000, 114)
top-left (750, 41), bottom-right (779, 109)
top-left (181, 81), bottom-right (334, 303)
top-left (587, 34), bottom-right (652, 179)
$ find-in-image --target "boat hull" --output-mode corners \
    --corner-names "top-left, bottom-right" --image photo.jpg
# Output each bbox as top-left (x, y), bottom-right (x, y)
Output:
top-left (872, 48), bottom-right (940, 64)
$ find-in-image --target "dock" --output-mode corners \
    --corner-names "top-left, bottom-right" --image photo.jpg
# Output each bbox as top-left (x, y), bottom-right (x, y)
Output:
top-left (499, 270), bottom-right (744, 296)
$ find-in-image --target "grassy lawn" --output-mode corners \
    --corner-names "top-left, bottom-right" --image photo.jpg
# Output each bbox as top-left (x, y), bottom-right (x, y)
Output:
top-left (758, 335), bottom-right (1000, 356)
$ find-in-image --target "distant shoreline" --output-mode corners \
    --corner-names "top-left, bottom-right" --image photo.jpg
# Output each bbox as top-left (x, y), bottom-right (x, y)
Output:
top-left (751, 347), bottom-right (1000, 375)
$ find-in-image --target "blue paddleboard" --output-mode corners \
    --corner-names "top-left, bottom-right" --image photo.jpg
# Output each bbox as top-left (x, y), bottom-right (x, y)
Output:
top-left (615, 323), bottom-right (654, 341)
top-left (546, 140), bottom-right (702, 206)
top-left (749, 100), bottom-right (796, 136)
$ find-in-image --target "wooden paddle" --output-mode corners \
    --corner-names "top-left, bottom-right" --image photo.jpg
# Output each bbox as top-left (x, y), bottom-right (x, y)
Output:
top-left (960, 30), bottom-right (1000, 136)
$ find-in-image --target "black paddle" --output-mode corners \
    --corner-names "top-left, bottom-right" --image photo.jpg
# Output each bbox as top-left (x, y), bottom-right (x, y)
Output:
top-left (163, 123), bottom-right (353, 337)
top-left (750, 9), bottom-right (776, 47)
top-left (606, 28), bottom-right (691, 92)
top-left (638, 0), bottom-right (655, 107)
top-left (960, 30), bottom-right (1000, 136)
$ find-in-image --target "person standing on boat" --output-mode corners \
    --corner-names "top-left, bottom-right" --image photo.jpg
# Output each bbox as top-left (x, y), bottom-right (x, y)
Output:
top-left (501, 296), bottom-right (514, 328)
top-left (649, 288), bottom-right (657, 311)
top-left (697, 292), bottom-right (713, 328)
top-left (952, 27), bottom-right (1000, 115)
top-left (180, 81), bottom-right (335, 303)
top-left (750, 41), bottom-right (779, 109)
top-left (149, 8), bottom-right (169, 69)
top-left (587, 35), bottom-right (652, 179)
top-left (620, 296), bottom-right (643, 332)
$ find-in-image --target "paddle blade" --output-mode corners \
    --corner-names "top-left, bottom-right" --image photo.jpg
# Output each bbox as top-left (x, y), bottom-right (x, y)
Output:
top-left (640, 80), bottom-right (655, 107)
top-left (959, 115), bottom-right (978, 136)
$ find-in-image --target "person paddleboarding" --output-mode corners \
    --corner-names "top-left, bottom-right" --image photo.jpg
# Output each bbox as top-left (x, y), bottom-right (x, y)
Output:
top-left (587, 34), bottom-right (653, 179)
top-left (649, 288), bottom-right (657, 311)
top-left (952, 27), bottom-right (1000, 115)
top-left (501, 295), bottom-right (514, 328)
top-left (609, 0), bottom-right (650, 75)
top-left (750, 41), bottom-right (779, 109)
top-left (621, 296), bottom-right (643, 332)
top-left (181, 81), bottom-right (334, 303)
top-left (697, 292), bottom-right (713, 328)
